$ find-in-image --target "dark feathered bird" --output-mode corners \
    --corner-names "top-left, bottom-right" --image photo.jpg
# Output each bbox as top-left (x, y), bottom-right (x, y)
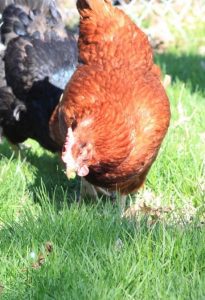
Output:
top-left (0, 0), bottom-right (77, 152)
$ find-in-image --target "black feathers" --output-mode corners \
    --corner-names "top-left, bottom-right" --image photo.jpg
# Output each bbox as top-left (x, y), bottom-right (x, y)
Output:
top-left (0, 86), bottom-right (26, 124)
top-left (0, 0), bottom-right (78, 151)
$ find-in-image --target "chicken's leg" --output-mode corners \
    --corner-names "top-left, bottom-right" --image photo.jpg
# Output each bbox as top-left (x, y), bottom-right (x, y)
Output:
top-left (77, 178), bottom-right (98, 203)
top-left (78, 178), bottom-right (117, 203)
top-left (119, 195), bottom-right (127, 215)
top-left (0, 126), bottom-right (3, 144)
top-left (9, 142), bottom-right (30, 157)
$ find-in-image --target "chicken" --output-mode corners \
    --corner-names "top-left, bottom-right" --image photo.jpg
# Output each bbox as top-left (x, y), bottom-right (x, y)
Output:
top-left (49, 0), bottom-right (170, 201)
top-left (0, 0), bottom-right (77, 152)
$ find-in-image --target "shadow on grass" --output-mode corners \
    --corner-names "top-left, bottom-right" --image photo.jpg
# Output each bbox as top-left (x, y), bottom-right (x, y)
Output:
top-left (155, 52), bottom-right (205, 95)
top-left (26, 150), bottom-right (80, 206)
top-left (0, 141), bottom-right (114, 211)
top-left (0, 140), bottom-right (79, 207)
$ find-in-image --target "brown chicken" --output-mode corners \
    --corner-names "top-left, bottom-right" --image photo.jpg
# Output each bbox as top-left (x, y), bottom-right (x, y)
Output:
top-left (50, 0), bottom-right (170, 200)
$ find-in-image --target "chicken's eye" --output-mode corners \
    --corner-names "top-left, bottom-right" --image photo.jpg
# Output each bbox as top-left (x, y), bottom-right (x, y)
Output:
top-left (81, 142), bottom-right (87, 148)
top-left (71, 120), bottom-right (77, 130)
top-left (79, 143), bottom-right (88, 156)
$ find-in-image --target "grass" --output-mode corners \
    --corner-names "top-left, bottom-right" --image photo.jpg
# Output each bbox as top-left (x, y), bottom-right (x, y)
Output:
top-left (1, 202), bottom-right (205, 299)
top-left (0, 10), bottom-right (205, 300)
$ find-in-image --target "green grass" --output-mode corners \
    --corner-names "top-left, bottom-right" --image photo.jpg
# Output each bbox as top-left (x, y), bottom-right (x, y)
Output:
top-left (0, 20), bottom-right (205, 300)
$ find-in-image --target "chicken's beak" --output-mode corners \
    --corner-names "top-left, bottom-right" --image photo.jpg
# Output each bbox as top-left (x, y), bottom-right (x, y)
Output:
top-left (65, 168), bottom-right (76, 180)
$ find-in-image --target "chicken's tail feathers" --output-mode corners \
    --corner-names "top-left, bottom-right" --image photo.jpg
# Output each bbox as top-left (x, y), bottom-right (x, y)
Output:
top-left (77, 0), bottom-right (113, 17)
top-left (1, 0), bottom-right (63, 45)
top-left (0, 0), bottom-right (57, 14)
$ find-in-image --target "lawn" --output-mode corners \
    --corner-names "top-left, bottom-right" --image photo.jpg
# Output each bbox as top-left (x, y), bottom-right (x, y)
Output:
top-left (0, 4), bottom-right (205, 300)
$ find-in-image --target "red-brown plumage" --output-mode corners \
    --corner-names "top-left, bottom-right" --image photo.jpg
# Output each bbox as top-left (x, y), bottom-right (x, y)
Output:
top-left (50, 0), bottom-right (170, 195)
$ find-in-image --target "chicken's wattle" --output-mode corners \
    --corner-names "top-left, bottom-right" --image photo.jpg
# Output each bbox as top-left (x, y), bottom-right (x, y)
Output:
top-left (62, 128), bottom-right (89, 179)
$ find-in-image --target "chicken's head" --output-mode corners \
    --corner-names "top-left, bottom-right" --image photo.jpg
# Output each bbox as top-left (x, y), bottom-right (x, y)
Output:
top-left (62, 126), bottom-right (94, 180)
